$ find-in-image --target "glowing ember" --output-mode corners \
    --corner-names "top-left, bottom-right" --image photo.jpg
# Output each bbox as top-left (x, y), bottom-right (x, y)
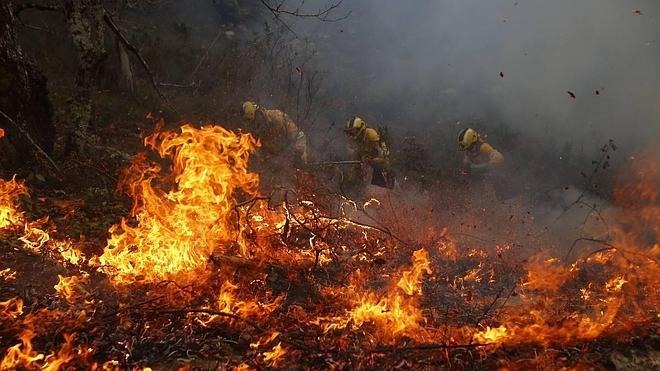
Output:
top-left (0, 268), bottom-right (17, 282)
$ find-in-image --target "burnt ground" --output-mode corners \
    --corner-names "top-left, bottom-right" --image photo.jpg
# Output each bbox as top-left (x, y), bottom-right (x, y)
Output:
top-left (1, 122), bottom-right (658, 369)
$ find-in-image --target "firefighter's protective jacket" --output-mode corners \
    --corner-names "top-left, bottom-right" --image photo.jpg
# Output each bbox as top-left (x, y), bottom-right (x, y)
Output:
top-left (353, 127), bottom-right (389, 166)
top-left (257, 109), bottom-right (308, 164)
top-left (465, 141), bottom-right (503, 167)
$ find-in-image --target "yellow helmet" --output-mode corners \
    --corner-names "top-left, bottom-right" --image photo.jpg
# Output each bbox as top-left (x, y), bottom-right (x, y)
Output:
top-left (345, 116), bottom-right (366, 134)
top-left (242, 101), bottom-right (259, 121)
top-left (458, 128), bottom-right (479, 150)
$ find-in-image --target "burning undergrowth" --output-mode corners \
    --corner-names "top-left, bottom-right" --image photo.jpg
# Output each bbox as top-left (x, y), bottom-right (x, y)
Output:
top-left (0, 124), bottom-right (657, 369)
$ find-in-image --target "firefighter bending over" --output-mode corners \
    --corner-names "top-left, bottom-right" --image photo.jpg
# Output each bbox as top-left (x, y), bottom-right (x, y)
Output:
top-left (242, 101), bottom-right (309, 165)
top-left (344, 117), bottom-right (394, 189)
top-left (457, 128), bottom-right (503, 172)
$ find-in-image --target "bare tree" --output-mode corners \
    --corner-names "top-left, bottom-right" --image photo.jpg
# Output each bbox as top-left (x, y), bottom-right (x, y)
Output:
top-left (61, 0), bottom-right (106, 155)
top-left (14, 0), bottom-right (171, 156)
top-left (259, 0), bottom-right (348, 21)
top-left (259, 0), bottom-right (349, 36)
top-left (0, 1), bottom-right (58, 173)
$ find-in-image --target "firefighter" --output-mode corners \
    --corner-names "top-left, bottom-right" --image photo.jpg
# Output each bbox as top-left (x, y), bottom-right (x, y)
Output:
top-left (344, 116), bottom-right (394, 189)
top-left (242, 101), bottom-right (309, 165)
top-left (457, 127), bottom-right (524, 201)
top-left (457, 128), bottom-right (503, 171)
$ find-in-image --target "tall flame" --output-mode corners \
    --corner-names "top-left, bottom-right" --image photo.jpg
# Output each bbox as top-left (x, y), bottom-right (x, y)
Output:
top-left (397, 248), bottom-right (432, 295)
top-left (99, 124), bottom-right (260, 284)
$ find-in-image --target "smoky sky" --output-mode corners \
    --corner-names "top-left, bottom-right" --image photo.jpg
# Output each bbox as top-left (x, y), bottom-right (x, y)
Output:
top-left (285, 0), bottom-right (660, 153)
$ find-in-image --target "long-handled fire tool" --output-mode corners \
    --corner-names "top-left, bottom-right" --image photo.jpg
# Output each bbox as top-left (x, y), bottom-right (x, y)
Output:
top-left (309, 160), bottom-right (362, 166)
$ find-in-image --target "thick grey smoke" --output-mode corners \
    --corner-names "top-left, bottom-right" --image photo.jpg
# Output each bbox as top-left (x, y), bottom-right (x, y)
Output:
top-left (290, 0), bottom-right (660, 154)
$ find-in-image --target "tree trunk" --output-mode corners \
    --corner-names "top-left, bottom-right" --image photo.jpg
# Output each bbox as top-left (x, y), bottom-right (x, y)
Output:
top-left (61, 0), bottom-right (105, 155)
top-left (0, 1), bottom-right (56, 170)
top-left (117, 37), bottom-right (134, 93)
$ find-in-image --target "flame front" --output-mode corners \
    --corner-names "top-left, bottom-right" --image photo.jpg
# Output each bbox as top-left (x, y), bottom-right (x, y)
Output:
top-left (0, 123), bottom-right (656, 368)
top-left (99, 124), bottom-right (260, 284)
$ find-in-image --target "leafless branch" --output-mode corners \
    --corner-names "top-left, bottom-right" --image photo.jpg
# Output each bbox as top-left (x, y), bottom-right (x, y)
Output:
top-left (158, 82), bottom-right (196, 89)
top-left (554, 142), bottom-right (615, 224)
top-left (0, 109), bottom-right (61, 174)
top-left (259, 0), bottom-right (349, 22)
top-left (153, 308), bottom-right (312, 351)
top-left (564, 237), bottom-right (657, 263)
top-left (370, 342), bottom-right (492, 353)
top-left (259, 0), bottom-right (350, 37)
top-left (102, 9), bottom-right (177, 113)
top-left (13, 3), bottom-right (62, 15)
top-left (188, 26), bottom-right (225, 83)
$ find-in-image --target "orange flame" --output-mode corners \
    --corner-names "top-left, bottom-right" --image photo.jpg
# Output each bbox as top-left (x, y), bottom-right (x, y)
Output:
top-left (474, 325), bottom-right (508, 343)
top-left (99, 124), bottom-right (260, 284)
top-left (0, 176), bottom-right (27, 230)
top-left (0, 297), bottom-right (24, 319)
top-left (0, 268), bottom-right (17, 282)
top-left (54, 275), bottom-right (89, 305)
top-left (323, 248), bottom-right (432, 342)
top-left (19, 217), bottom-right (51, 251)
top-left (0, 329), bottom-right (45, 369)
top-left (262, 342), bottom-right (287, 367)
top-left (396, 248), bottom-right (432, 295)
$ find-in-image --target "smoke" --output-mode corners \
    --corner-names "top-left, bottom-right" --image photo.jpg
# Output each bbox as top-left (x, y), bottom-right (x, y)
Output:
top-left (289, 0), bottom-right (660, 155)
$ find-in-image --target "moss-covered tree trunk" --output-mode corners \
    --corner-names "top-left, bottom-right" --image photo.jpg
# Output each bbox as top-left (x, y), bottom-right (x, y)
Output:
top-left (61, 0), bottom-right (105, 155)
top-left (0, 1), bottom-right (56, 170)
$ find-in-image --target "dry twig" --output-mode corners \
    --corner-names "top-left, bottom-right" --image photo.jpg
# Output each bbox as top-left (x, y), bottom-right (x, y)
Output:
top-left (0, 109), bottom-right (61, 174)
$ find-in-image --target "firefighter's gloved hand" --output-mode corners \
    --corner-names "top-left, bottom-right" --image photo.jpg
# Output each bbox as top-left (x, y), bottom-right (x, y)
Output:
top-left (361, 156), bottom-right (373, 166)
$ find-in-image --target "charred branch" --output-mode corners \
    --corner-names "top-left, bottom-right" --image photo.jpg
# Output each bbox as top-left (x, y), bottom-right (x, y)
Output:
top-left (151, 308), bottom-right (312, 351)
top-left (259, 0), bottom-right (349, 22)
top-left (102, 9), bottom-right (176, 112)
top-left (0, 109), bottom-right (60, 174)
top-left (370, 342), bottom-right (492, 353)
top-left (13, 3), bottom-right (63, 15)
top-left (0, 1), bottom-right (57, 170)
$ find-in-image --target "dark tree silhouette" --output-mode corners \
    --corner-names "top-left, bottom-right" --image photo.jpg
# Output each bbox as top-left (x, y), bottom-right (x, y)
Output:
top-left (0, 1), bottom-right (57, 172)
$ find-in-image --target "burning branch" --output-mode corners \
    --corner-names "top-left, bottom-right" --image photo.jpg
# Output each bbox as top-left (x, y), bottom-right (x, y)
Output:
top-left (567, 237), bottom-right (657, 264)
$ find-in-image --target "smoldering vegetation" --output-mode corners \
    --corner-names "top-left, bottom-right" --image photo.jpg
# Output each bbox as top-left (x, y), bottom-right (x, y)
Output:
top-left (0, 1), bottom-right (657, 369)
